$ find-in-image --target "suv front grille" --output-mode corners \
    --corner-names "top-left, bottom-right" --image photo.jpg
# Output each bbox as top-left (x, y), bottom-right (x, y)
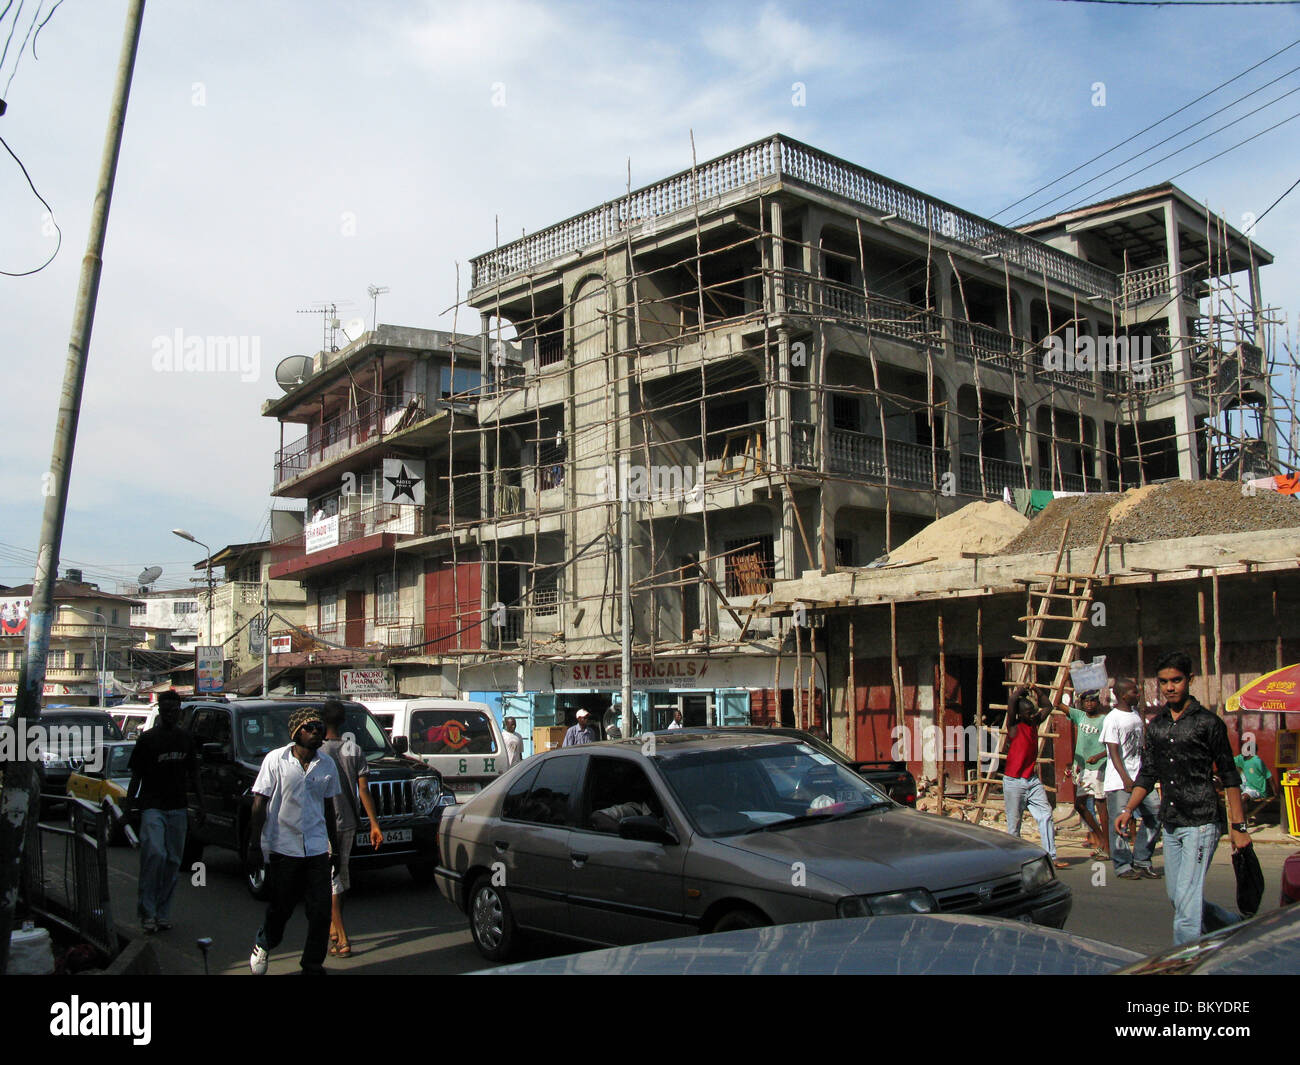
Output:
top-left (934, 873), bottom-right (1023, 914)
top-left (368, 779), bottom-right (415, 818)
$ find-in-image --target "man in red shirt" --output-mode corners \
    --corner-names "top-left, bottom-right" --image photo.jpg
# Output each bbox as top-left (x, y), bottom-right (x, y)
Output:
top-left (1003, 685), bottom-right (1068, 869)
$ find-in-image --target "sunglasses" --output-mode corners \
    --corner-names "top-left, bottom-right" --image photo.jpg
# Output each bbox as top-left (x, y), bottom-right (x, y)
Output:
top-left (298, 721), bottom-right (325, 734)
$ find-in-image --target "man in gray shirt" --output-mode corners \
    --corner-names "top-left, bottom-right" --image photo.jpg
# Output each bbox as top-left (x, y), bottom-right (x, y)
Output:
top-left (321, 698), bottom-right (384, 958)
top-left (562, 708), bottom-right (598, 746)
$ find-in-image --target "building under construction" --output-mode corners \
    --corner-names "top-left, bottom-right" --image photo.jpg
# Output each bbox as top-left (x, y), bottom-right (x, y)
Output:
top-left (261, 134), bottom-right (1288, 751)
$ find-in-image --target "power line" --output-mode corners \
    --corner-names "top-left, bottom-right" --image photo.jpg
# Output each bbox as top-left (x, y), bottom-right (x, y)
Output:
top-left (0, 132), bottom-right (61, 275)
top-left (993, 38), bottom-right (1300, 221)
top-left (1254, 173), bottom-right (1300, 225)
top-left (1008, 65), bottom-right (1300, 224)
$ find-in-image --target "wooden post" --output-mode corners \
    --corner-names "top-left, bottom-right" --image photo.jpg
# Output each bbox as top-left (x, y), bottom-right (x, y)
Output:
top-left (1274, 577), bottom-right (1283, 671)
top-left (975, 600), bottom-right (984, 796)
top-left (847, 617), bottom-right (858, 760)
top-left (1135, 586), bottom-right (1146, 705)
top-left (1212, 568), bottom-right (1222, 712)
top-left (794, 622), bottom-right (804, 731)
top-left (809, 623), bottom-right (819, 731)
top-left (890, 601), bottom-right (902, 735)
top-left (1197, 570), bottom-right (1210, 683)
top-left (937, 608), bottom-right (947, 816)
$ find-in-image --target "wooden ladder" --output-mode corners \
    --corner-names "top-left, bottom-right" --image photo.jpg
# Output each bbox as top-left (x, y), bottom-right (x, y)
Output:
top-left (966, 516), bottom-right (1112, 826)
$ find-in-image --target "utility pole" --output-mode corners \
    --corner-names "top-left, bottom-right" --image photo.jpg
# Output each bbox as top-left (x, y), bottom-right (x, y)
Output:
top-left (0, 0), bottom-right (146, 975)
top-left (261, 562), bottom-right (269, 696)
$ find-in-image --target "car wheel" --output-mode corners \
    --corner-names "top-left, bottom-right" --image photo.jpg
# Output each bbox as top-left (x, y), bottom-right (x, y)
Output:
top-left (407, 861), bottom-right (435, 886)
top-left (242, 837), bottom-right (271, 901)
top-left (711, 906), bottom-right (770, 933)
top-left (468, 874), bottom-right (516, 963)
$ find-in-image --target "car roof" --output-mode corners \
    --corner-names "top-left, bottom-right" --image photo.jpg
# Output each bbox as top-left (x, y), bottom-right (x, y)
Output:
top-left (40, 708), bottom-right (118, 719)
top-left (600, 732), bottom-right (811, 755)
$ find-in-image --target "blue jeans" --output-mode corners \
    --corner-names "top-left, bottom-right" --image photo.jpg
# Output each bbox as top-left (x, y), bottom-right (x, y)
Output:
top-left (138, 808), bottom-right (187, 922)
top-left (1164, 823), bottom-right (1237, 945)
top-left (1003, 776), bottom-right (1056, 859)
top-left (1106, 789), bottom-right (1162, 873)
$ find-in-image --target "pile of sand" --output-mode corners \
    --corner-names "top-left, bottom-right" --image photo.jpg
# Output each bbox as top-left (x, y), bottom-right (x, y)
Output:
top-left (887, 501), bottom-right (1029, 563)
top-left (999, 480), bottom-right (1300, 555)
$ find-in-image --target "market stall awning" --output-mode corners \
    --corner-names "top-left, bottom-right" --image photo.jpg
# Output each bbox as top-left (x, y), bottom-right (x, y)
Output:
top-left (1226, 664), bottom-right (1300, 713)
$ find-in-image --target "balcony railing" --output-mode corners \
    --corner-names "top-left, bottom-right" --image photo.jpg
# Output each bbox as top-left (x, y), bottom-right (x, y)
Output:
top-left (952, 321), bottom-right (1023, 375)
top-left (470, 135), bottom-right (1119, 300)
top-left (1122, 264), bottom-right (1170, 305)
top-left (960, 454), bottom-right (1027, 496)
top-left (826, 428), bottom-right (950, 487)
top-left (274, 392), bottom-right (427, 486)
top-left (1038, 468), bottom-right (1103, 493)
top-left (783, 273), bottom-right (941, 346)
top-left (487, 609), bottom-right (524, 646)
top-left (272, 504), bottom-right (423, 565)
top-left (290, 620), bottom-right (424, 651)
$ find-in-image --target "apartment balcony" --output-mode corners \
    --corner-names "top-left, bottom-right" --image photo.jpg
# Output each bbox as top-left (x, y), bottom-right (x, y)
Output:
top-left (1122, 264), bottom-right (1171, 306)
top-left (49, 622), bottom-right (144, 643)
top-left (273, 392), bottom-right (428, 490)
top-left (289, 619), bottom-right (423, 652)
top-left (270, 504), bottom-right (423, 580)
top-left (959, 454), bottom-right (1027, 496)
top-left (469, 135), bottom-right (1118, 300)
top-left (952, 321), bottom-right (1024, 376)
top-left (794, 424), bottom-right (949, 487)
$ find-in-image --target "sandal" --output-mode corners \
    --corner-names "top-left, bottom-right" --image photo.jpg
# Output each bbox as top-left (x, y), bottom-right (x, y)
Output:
top-left (1053, 859), bottom-right (1070, 869)
top-left (329, 942), bottom-right (352, 957)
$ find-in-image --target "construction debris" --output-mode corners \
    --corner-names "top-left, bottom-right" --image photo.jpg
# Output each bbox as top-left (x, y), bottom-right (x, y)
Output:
top-left (884, 501), bottom-right (1028, 564)
top-left (999, 480), bottom-right (1300, 556)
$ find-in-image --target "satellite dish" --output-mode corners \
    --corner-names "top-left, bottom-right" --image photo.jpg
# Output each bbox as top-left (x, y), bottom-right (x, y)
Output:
top-left (275, 355), bottom-right (315, 393)
top-left (138, 566), bottom-right (163, 586)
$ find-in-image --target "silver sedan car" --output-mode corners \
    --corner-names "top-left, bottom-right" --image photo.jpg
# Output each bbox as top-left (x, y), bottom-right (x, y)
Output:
top-left (435, 732), bottom-right (1071, 962)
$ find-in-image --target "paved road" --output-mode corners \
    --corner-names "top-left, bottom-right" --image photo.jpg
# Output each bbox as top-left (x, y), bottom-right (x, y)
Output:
top-left (105, 833), bottom-right (1295, 975)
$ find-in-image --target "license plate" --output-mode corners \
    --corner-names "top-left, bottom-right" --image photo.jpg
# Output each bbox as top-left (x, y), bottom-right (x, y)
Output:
top-left (447, 781), bottom-right (481, 794)
top-left (358, 828), bottom-right (411, 847)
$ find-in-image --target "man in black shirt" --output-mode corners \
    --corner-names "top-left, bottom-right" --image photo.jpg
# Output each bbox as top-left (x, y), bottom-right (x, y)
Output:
top-left (125, 690), bottom-right (205, 933)
top-left (1115, 651), bottom-right (1249, 944)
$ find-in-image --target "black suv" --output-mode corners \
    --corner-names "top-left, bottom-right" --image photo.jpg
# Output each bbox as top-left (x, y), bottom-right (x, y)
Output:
top-left (179, 697), bottom-right (454, 898)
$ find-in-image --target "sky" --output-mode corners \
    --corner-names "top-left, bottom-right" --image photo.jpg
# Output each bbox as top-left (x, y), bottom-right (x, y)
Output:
top-left (2, 0), bottom-right (1299, 594)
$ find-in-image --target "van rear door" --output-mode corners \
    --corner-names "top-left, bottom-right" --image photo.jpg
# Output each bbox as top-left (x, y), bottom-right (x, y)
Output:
top-left (406, 703), bottom-right (502, 800)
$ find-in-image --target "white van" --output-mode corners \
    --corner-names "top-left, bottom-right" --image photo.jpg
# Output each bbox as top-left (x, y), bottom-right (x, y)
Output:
top-left (112, 702), bottom-right (158, 740)
top-left (357, 697), bottom-right (508, 802)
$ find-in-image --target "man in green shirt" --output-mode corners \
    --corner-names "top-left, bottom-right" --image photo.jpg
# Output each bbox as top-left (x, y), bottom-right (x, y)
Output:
top-left (1234, 752), bottom-right (1272, 802)
top-left (1068, 690), bottom-right (1110, 858)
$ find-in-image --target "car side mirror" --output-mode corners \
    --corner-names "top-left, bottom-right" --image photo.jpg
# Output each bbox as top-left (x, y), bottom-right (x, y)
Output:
top-left (393, 736), bottom-right (409, 755)
top-left (618, 815), bottom-right (678, 845)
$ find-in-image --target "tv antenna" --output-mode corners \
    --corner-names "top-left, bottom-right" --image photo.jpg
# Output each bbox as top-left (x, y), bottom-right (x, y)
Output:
top-left (296, 300), bottom-right (355, 353)
top-left (367, 285), bottom-right (390, 332)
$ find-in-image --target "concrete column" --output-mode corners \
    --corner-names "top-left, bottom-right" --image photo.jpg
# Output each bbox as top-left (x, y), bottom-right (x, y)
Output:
top-left (1164, 204), bottom-right (1201, 480)
top-left (479, 312), bottom-right (492, 647)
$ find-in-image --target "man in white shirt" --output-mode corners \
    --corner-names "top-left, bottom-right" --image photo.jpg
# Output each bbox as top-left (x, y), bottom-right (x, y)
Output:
top-left (501, 716), bottom-right (524, 768)
top-left (667, 709), bottom-right (684, 730)
top-left (247, 706), bottom-right (341, 975)
top-left (1101, 678), bottom-right (1162, 881)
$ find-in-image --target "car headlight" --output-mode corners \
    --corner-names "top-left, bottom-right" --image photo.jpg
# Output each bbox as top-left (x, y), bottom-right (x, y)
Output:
top-left (412, 777), bottom-right (438, 816)
top-left (1021, 856), bottom-right (1053, 894)
top-left (837, 888), bottom-right (937, 918)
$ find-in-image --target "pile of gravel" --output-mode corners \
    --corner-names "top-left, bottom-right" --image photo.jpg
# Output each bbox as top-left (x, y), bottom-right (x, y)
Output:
top-left (998, 480), bottom-right (1300, 556)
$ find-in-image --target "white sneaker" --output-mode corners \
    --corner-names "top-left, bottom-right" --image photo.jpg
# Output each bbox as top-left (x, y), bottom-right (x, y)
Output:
top-left (249, 944), bottom-right (269, 975)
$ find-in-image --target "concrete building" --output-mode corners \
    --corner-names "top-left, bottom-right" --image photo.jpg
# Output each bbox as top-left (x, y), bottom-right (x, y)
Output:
top-left (451, 135), bottom-right (1278, 738)
top-left (0, 578), bottom-right (145, 706)
top-left (264, 325), bottom-right (486, 697)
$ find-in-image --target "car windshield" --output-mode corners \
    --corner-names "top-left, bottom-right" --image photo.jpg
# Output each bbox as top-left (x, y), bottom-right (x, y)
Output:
top-left (236, 706), bottom-right (391, 761)
top-left (655, 741), bottom-right (892, 838)
top-left (40, 715), bottom-right (123, 752)
top-left (409, 710), bottom-right (498, 755)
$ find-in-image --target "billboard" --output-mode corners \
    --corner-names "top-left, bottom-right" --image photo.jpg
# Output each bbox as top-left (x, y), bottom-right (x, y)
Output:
top-left (195, 645), bottom-right (224, 693)
top-left (1, 596), bottom-right (31, 637)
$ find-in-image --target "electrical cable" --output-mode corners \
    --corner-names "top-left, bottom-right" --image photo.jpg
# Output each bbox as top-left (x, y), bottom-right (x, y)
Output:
top-left (0, 131), bottom-right (61, 275)
top-left (993, 37), bottom-right (1300, 221)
